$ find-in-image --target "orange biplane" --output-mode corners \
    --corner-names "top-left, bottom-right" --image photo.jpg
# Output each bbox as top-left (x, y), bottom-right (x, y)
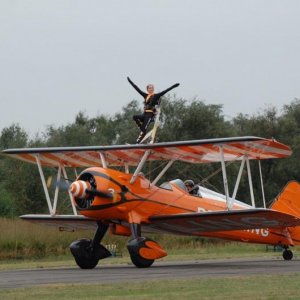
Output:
top-left (3, 133), bottom-right (300, 268)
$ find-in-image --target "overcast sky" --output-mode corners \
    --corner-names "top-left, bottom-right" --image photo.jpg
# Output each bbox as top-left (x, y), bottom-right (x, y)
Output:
top-left (1, 0), bottom-right (300, 136)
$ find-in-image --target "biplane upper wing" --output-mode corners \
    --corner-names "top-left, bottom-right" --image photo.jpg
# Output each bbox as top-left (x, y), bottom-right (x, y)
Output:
top-left (147, 209), bottom-right (300, 234)
top-left (2, 136), bottom-right (292, 167)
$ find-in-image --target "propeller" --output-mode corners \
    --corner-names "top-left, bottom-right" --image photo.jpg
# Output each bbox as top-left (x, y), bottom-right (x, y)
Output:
top-left (85, 188), bottom-right (113, 199)
top-left (47, 175), bottom-right (71, 190)
top-left (47, 175), bottom-right (113, 199)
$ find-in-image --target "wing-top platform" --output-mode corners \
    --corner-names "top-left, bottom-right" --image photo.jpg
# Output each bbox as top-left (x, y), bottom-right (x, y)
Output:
top-left (2, 136), bottom-right (292, 168)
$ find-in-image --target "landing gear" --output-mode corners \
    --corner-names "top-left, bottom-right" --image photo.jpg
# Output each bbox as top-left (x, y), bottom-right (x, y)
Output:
top-left (70, 221), bottom-right (111, 269)
top-left (127, 223), bottom-right (167, 268)
top-left (127, 237), bottom-right (155, 268)
top-left (283, 248), bottom-right (293, 261)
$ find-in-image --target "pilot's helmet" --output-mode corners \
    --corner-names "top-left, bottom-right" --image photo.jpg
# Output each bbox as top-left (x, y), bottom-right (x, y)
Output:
top-left (184, 180), bottom-right (195, 188)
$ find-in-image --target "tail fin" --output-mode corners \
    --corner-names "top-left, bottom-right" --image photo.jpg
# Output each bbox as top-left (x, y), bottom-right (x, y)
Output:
top-left (271, 181), bottom-right (300, 245)
top-left (271, 181), bottom-right (300, 217)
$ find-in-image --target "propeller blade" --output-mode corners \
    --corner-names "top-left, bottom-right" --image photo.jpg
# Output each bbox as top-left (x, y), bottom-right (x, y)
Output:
top-left (47, 175), bottom-right (72, 190)
top-left (86, 188), bottom-right (113, 199)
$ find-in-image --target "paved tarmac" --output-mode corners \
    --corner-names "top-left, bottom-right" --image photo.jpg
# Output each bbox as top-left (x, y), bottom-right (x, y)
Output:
top-left (1, 258), bottom-right (300, 288)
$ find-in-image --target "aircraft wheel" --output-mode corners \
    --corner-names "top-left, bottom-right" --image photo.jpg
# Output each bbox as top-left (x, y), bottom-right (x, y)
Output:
top-left (283, 249), bottom-right (293, 261)
top-left (130, 253), bottom-right (154, 268)
top-left (74, 256), bottom-right (99, 269)
top-left (70, 238), bottom-right (99, 269)
top-left (127, 237), bottom-right (155, 268)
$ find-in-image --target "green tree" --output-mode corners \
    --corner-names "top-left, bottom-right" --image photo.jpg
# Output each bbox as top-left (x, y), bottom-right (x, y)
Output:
top-left (0, 124), bottom-right (28, 150)
top-left (160, 97), bottom-right (233, 141)
top-left (2, 97), bottom-right (300, 216)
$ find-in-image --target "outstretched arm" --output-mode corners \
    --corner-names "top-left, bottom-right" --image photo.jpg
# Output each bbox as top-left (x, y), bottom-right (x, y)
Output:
top-left (127, 77), bottom-right (147, 97)
top-left (158, 83), bottom-right (180, 97)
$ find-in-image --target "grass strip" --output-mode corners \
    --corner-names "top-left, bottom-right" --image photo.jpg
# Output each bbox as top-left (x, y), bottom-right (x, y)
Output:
top-left (1, 273), bottom-right (300, 300)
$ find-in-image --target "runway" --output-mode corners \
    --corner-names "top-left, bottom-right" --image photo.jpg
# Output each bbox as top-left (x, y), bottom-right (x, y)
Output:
top-left (1, 258), bottom-right (300, 288)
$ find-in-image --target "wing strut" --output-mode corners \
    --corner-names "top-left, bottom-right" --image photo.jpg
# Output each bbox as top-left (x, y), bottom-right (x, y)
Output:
top-left (231, 155), bottom-right (246, 203)
top-left (35, 155), bottom-right (77, 216)
top-left (130, 150), bottom-right (151, 184)
top-left (99, 152), bottom-right (107, 168)
top-left (35, 155), bottom-right (54, 215)
top-left (224, 154), bottom-right (265, 209)
top-left (62, 166), bottom-right (77, 215)
top-left (246, 156), bottom-right (255, 207)
top-left (52, 164), bottom-right (62, 214)
top-left (124, 163), bottom-right (129, 174)
top-left (219, 145), bottom-right (231, 210)
top-left (258, 160), bottom-right (266, 208)
top-left (152, 159), bottom-right (175, 186)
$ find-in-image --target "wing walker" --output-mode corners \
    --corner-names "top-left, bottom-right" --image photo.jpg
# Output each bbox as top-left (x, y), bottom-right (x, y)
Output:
top-left (3, 108), bottom-right (300, 269)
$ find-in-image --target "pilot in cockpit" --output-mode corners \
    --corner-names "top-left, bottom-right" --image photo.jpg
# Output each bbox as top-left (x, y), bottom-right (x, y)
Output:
top-left (184, 180), bottom-right (202, 197)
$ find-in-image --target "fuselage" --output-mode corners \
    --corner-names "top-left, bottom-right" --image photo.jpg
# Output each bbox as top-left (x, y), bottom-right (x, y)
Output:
top-left (73, 167), bottom-right (295, 247)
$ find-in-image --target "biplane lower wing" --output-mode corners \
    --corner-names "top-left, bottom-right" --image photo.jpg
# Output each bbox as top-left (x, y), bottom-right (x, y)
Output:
top-left (148, 209), bottom-right (300, 235)
top-left (20, 214), bottom-right (97, 231)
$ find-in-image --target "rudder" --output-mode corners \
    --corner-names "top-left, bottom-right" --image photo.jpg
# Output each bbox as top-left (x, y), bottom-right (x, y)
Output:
top-left (271, 181), bottom-right (300, 245)
top-left (271, 181), bottom-right (300, 217)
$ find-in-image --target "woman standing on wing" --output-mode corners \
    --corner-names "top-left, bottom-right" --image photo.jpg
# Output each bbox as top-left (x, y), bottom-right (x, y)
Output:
top-left (127, 77), bottom-right (180, 143)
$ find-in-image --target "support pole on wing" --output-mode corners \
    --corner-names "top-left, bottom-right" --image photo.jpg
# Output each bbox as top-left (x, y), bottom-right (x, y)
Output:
top-left (231, 155), bottom-right (246, 202)
top-left (130, 150), bottom-right (151, 184)
top-left (258, 160), bottom-right (266, 208)
top-left (152, 160), bottom-right (175, 186)
top-left (35, 155), bottom-right (53, 215)
top-left (62, 166), bottom-right (78, 215)
top-left (99, 152), bottom-right (107, 168)
top-left (246, 156), bottom-right (256, 207)
top-left (219, 145), bottom-right (231, 210)
top-left (124, 163), bottom-right (129, 174)
top-left (140, 106), bottom-right (161, 144)
top-left (35, 156), bottom-right (77, 216)
top-left (149, 106), bottom-right (161, 144)
top-left (52, 165), bottom-right (62, 215)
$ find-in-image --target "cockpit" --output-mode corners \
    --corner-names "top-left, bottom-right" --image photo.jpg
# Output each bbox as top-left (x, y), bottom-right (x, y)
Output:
top-left (159, 179), bottom-right (187, 192)
top-left (160, 179), bottom-right (203, 197)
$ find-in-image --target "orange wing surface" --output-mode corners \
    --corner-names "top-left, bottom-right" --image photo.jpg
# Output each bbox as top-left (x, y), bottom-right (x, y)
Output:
top-left (2, 136), bottom-right (291, 167)
top-left (148, 209), bottom-right (300, 234)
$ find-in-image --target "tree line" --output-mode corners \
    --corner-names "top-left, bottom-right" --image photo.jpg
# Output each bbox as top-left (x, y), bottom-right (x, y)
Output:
top-left (1, 96), bottom-right (300, 217)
